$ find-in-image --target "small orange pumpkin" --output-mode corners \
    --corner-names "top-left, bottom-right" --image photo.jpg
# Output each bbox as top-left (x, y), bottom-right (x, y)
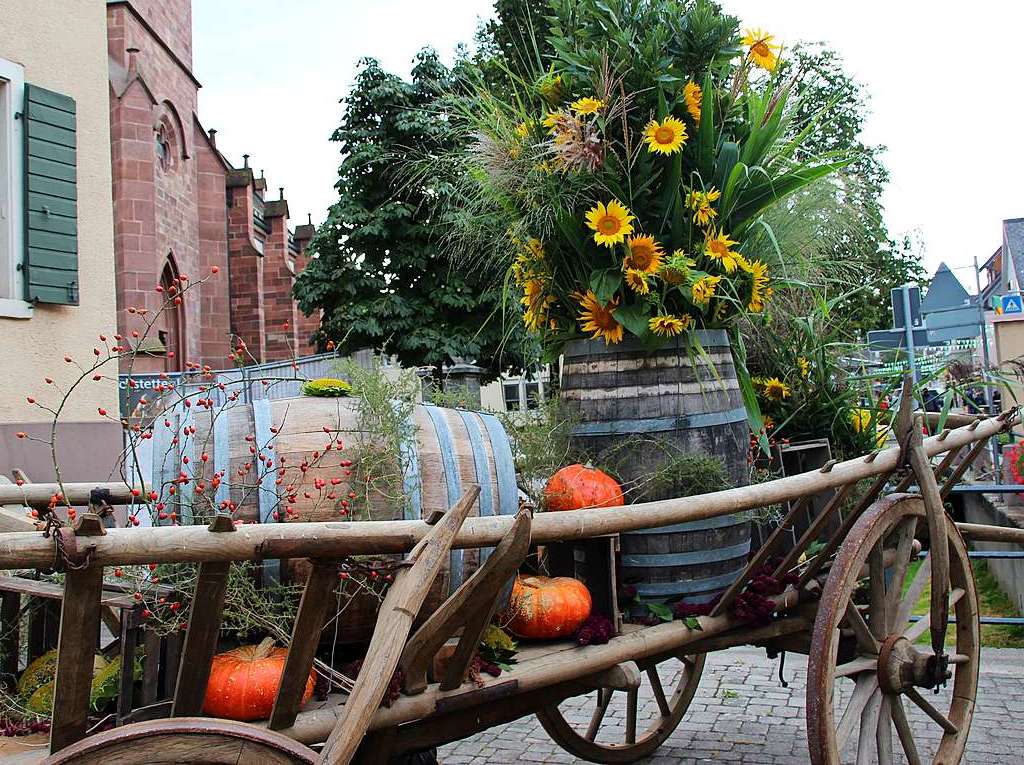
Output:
top-left (505, 575), bottom-right (592, 639)
top-left (202, 638), bottom-right (313, 721)
top-left (544, 464), bottom-right (624, 511)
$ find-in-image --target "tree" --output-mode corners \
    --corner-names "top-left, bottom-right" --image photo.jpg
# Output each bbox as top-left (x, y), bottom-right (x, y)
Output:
top-left (473, 0), bottom-right (554, 91)
top-left (780, 44), bottom-right (926, 337)
top-left (294, 50), bottom-right (534, 383)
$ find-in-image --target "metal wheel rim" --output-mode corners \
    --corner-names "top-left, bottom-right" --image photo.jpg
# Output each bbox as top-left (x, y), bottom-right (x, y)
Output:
top-left (806, 494), bottom-right (979, 765)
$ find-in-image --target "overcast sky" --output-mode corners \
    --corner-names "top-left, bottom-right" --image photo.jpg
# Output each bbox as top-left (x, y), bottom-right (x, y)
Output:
top-left (193, 1), bottom-right (1022, 291)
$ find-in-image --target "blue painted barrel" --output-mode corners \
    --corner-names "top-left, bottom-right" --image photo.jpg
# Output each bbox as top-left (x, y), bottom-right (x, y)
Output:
top-left (560, 331), bottom-right (751, 609)
top-left (138, 396), bottom-right (520, 642)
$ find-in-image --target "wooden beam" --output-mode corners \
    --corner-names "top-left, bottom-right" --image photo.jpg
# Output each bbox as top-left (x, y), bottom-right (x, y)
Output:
top-left (170, 562), bottom-right (231, 715)
top-left (49, 565), bottom-right (103, 753)
top-left (772, 483), bottom-right (854, 578)
top-left (268, 559), bottom-right (339, 730)
top-left (957, 522), bottom-right (1024, 545)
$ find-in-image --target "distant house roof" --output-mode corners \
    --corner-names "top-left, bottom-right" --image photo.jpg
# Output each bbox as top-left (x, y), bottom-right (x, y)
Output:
top-left (921, 262), bottom-right (970, 313)
top-left (1004, 218), bottom-right (1024, 293)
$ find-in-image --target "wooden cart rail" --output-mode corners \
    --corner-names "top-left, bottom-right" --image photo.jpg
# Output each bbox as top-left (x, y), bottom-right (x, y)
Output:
top-left (0, 410), bottom-right (1015, 572)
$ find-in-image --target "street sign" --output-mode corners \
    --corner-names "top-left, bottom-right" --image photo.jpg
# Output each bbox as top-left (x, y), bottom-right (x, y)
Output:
top-left (1001, 294), bottom-right (1023, 314)
top-left (867, 327), bottom-right (930, 350)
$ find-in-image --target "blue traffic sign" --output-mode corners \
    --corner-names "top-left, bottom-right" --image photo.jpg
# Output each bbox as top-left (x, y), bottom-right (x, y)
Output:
top-left (1002, 294), bottom-right (1023, 314)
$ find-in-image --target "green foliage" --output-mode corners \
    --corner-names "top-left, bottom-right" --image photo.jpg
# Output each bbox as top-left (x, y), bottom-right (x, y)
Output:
top-left (479, 624), bottom-right (518, 669)
top-left (293, 49), bottom-right (535, 383)
top-left (301, 377), bottom-right (353, 397)
top-left (592, 436), bottom-right (730, 503)
top-left (499, 397), bottom-right (579, 507)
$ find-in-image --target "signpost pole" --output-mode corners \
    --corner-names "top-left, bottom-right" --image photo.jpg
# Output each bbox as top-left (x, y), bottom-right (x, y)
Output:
top-left (901, 285), bottom-right (919, 386)
top-left (974, 256), bottom-right (999, 474)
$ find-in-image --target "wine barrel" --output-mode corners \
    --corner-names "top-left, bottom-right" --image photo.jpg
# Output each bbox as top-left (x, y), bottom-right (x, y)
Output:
top-left (125, 397), bottom-right (519, 642)
top-left (560, 330), bottom-right (751, 609)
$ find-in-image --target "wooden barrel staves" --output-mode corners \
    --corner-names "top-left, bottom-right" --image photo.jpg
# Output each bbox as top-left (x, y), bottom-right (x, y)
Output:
top-left (125, 397), bottom-right (519, 642)
top-left (559, 330), bottom-right (751, 611)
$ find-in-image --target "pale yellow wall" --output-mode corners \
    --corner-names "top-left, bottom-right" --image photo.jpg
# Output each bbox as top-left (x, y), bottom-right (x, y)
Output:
top-left (992, 315), bottom-right (1024, 406)
top-left (0, 2), bottom-right (118, 423)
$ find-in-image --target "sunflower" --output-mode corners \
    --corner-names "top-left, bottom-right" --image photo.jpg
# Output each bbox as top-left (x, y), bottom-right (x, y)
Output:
top-left (660, 250), bottom-right (695, 285)
top-left (643, 116), bottom-right (688, 155)
top-left (691, 275), bottom-right (721, 305)
top-left (522, 279), bottom-right (556, 332)
top-left (624, 235), bottom-right (664, 273)
top-left (683, 81), bottom-right (702, 123)
top-left (741, 258), bottom-right (773, 312)
top-left (571, 96), bottom-right (605, 115)
top-left (624, 269), bottom-right (650, 295)
top-left (686, 187), bottom-right (721, 228)
top-left (585, 200), bottom-right (635, 248)
top-left (576, 290), bottom-right (624, 344)
top-left (759, 376), bottom-right (790, 402)
top-left (741, 28), bottom-right (781, 72)
top-left (797, 356), bottom-right (811, 379)
top-left (649, 314), bottom-right (691, 337)
top-left (704, 228), bottom-right (742, 273)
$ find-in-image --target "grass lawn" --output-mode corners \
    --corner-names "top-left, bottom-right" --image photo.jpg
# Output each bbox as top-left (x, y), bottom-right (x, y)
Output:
top-left (905, 559), bottom-right (1024, 648)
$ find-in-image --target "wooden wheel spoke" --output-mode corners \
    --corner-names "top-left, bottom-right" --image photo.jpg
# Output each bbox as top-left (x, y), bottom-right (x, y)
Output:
top-left (894, 555), bottom-right (931, 629)
top-left (835, 657), bottom-right (876, 678)
top-left (891, 695), bottom-right (922, 765)
top-left (886, 517), bottom-right (918, 632)
top-left (856, 688), bottom-right (882, 765)
top-left (903, 587), bottom-right (965, 643)
top-left (585, 688), bottom-right (612, 742)
top-left (647, 667), bottom-right (671, 717)
top-left (876, 695), bottom-right (893, 764)
top-left (868, 542), bottom-right (888, 640)
top-left (906, 687), bottom-right (959, 734)
top-left (625, 688), bottom-right (638, 745)
top-left (836, 673), bottom-right (878, 750)
top-left (844, 602), bottom-right (880, 655)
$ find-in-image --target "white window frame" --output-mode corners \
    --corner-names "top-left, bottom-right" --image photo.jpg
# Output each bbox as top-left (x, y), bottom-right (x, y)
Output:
top-left (0, 56), bottom-right (30, 319)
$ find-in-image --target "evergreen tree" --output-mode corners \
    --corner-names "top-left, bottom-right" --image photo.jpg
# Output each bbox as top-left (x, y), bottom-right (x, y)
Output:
top-left (294, 50), bottom-right (533, 382)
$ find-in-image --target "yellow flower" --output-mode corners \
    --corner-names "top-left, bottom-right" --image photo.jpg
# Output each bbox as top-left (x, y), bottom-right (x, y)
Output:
top-left (522, 279), bottom-right (556, 332)
top-left (691, 275), bottom-right (721, 305)
top-left (643, 116), bottom-right (688, 155)
top-left (525, 237), bottom-right (545, 259)
top-left (575, 290), bottom-right (624, 344)
top-left (624, 269), bottom-right (650, 295)
top-left (683, 81), bottom-right (702, 123)
top-left (741, 28), bottom-right (781, 72)
top-left (534, 160), bottom-right (555, 174)
top-left (686, 187), bottom-right (721, 228)
top-left (660, 250), bottom-right (695, 285)
top-left (585, 200), bottom-right (635, 248)
top-left (649, 314), bottom-right (691, 337)
top-left (571, 97), bottom-right (605, 115)
top-left (741, 258), bottom-right (773, 312)
top-left (624, 235), bottom-right (664, 273)
top-left (797, 357), bottom-right (810, 378)
top-left (759, 376), bottom-right (790, 402)
top-left (704, 228), bottom-right (742, 273)
top-left (514, 120), bottom-right (534, 138)
top-left (538, 73), bottom-right (564, 105)
top-left (850, 408), bottom-right (873, 434)
top-left (542, 110), bottom-right (566, 133)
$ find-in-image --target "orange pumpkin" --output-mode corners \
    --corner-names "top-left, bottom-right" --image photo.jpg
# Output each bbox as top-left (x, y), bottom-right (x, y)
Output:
top-left (544, 464), bottom-right (624, 511)
top-left (202, 638), bottom-right (313, 721)
top-left (505, 575), bottom-right (592, 639)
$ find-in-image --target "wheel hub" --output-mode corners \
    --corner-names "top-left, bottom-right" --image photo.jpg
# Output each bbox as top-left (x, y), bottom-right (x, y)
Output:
top-left (877, 634), bottom-right (946, 693)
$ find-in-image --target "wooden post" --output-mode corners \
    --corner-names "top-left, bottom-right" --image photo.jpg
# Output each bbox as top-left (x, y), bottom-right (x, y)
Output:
top-left (268, 559), bottom-right (339, 730)
top-left (317, 485), bottom-right (480, 765)
top-left (171, 515), bottom-right (235, 716)
top-left (49, 564), bottom-right (104, 753)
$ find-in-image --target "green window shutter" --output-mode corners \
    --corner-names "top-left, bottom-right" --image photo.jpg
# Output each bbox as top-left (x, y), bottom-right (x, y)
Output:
top-left (22, 83), bottom-right (78, 305)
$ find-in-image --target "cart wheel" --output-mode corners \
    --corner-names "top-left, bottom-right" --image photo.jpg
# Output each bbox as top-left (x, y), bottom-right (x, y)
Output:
top-left (536, 651), bottom-right (705, 763)
top-left (806, 494), bottom-right (979, 765)
top-left (43, 717), bottom-right (318, 765)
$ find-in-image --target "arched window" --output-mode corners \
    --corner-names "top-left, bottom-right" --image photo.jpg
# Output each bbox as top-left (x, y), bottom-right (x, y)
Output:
top-left (157, 255), bottom-right (184, 372)
top-left (154, 114), bottom-right (178, 172)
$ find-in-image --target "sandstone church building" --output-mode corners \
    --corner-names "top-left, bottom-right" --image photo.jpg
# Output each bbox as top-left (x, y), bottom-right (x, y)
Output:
top-left (106, 0), bottom-right (319, 374)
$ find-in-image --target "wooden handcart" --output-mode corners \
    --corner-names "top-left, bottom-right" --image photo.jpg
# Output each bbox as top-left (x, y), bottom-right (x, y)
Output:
top-left (2, 394), bottom-right (1024, 765)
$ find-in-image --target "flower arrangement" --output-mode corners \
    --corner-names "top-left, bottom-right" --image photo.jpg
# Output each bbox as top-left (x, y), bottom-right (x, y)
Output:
top-left (444, 0), bottom-right (852, 361)
top-left (302, 377), bottom-right (353, 397)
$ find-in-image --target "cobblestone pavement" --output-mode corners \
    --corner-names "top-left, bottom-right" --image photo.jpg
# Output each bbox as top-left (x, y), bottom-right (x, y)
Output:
top-left (439, 646), bottom-right (1024, 764)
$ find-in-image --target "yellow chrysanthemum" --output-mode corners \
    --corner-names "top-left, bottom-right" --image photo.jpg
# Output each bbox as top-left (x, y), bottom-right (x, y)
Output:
top-left (741, 258), bottom-right (773, 312)
top-left (741, 28), bottom-right (781, 72)
top-left (683, 81), bottom-right (702, 123)
top-left (575, 290), bottom-right (624, 344)
top-left (659, 250), bottom-right (695, 285)
top-left (571, 97), bottom-right (605, 115)
top-left (585, 200), bottom-right (635, 248)
top-left (691, 275), bottom-right (721, 305)
top-left (704, 228), bottom-right (742, 273)
top-left (649, 314), bottom-right (691, 337)
top-left (624, 269), bottom-right (650, 295)
top-left (759, 376), bottom-right (790, 402)
top-left (686, 187), bottom-right (721, 228)
top-left (643, 116), bottom-right (688, 155)
top-left (624, 235), bottom-right (664, 273)
top-left (797, 356), bottom-right (811, 379)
